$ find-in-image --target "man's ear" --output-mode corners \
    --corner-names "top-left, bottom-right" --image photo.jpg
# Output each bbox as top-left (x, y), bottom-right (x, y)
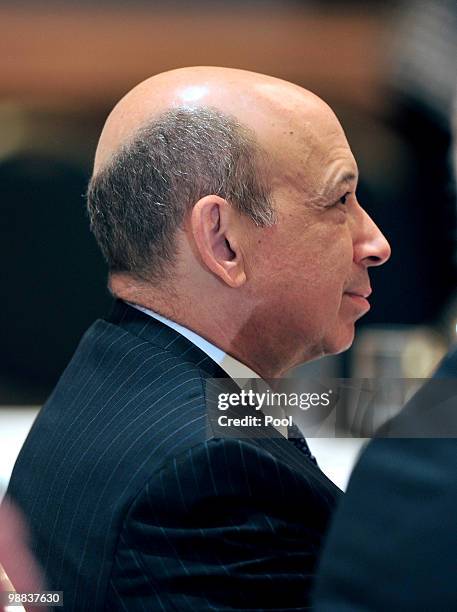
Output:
top-left (190, 195), bottom-right (247, 288)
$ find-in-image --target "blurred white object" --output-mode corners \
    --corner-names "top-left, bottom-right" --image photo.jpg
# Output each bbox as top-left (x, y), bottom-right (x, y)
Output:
top-left (0, 408), bottom-right (38, 501)
top-left (307, 438), bottom-right (367, 491)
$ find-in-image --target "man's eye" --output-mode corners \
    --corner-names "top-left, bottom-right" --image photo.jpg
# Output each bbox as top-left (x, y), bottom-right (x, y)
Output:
top-left (337, 192), bottom-right (351, 206)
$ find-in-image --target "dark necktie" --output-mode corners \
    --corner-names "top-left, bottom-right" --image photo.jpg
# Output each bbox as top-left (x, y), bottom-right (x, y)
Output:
top-left (287, 422), bottom-right (318, 466)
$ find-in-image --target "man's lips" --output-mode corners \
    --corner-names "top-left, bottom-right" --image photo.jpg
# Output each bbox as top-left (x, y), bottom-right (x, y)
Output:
top-left (345, 288), bottom-right (372, 299)
top-left (344, 288), bottom-right (372, 312)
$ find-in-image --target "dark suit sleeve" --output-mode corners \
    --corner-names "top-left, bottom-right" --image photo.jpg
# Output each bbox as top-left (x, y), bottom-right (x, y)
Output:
top-left (312, 438), bottom-right (457, 611)
top-left (107, 437), bottom-right (334, 611)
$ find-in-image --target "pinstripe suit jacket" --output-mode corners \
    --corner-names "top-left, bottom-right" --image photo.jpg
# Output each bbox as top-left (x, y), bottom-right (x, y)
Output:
top-left (7, 300), bottom-right (341, 611)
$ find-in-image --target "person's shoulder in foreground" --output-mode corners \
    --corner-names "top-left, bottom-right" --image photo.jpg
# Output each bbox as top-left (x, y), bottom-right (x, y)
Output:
top-left (6, 66), bottom-right (390, 611)
top-left (312, 347), bottom-right (457, 612)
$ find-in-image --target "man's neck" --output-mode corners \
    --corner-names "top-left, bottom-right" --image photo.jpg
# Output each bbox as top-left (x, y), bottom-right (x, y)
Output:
top-left (110, 277), bottom-right (285, 379)
top-left (128, 301), bottom-right (261, 379)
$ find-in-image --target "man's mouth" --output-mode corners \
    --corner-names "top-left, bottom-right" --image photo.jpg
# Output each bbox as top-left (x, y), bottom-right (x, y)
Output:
top-left (343, 286), bottom-right (372, 313)
top-left (344, 290), bottom-right (371, 313)
top-left (345, 287), bottom-right (372, 299)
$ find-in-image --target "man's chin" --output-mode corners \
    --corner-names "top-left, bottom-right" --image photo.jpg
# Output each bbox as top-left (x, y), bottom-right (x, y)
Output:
top-left (302, 327), bottom-right (355, 366)
top-left (325, 325), bottom-right (355, 357)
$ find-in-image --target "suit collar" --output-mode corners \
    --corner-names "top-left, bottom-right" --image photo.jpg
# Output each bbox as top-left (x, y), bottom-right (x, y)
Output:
top-left (127, 302), bottom-right (261, 380)
top-left (107, 299), bottom-right (229, 379)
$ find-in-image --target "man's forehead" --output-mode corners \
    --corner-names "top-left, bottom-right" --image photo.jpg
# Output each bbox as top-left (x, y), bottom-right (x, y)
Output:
top-left (268, 102), bottom-right (357, 191)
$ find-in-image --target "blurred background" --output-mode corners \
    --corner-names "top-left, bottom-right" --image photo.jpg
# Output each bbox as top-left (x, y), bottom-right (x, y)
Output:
top-left (1, 0), bottom-right (456, 493)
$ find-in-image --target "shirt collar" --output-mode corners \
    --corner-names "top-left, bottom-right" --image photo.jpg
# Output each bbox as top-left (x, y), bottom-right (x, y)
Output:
top-left (127, 303), bottom-right (260, 380)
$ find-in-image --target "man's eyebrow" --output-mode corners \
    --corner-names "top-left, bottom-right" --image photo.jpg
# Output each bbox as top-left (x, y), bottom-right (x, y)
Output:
top-left (336, 171), bottom-right (358, 186)
top-left (316, 169), bottom-right (359, 202)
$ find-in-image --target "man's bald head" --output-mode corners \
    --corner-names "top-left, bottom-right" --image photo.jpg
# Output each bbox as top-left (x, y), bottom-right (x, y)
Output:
top-left (86, 66), bottom-right (390, 376)
top-left (88, 67), bottom-right (338, 283)
top-left (93, 66), bottom-right (327, 175)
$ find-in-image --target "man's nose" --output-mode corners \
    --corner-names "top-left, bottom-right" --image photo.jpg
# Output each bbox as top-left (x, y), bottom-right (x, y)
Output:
top-left (353, 207), bottom-right (391, 267)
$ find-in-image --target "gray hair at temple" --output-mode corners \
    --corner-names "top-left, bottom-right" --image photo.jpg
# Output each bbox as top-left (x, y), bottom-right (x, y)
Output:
top-left (86, 107), bottom-right (275, 283)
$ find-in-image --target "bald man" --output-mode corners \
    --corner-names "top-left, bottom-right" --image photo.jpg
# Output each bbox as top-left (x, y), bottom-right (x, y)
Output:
top-left (7, 67), bottom-right (390, 611)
